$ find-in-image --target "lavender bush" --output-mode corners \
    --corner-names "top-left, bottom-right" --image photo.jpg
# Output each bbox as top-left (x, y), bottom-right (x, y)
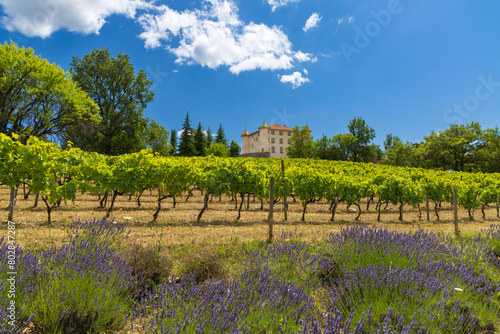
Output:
top-left (0, 218), bottom-right (140, 334)
top-left (2, 222), bottom-right (500, 333)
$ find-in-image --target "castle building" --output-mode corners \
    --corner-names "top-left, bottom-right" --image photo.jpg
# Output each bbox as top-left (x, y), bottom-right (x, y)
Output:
top-left (241, 121), bottom-right (311, 158)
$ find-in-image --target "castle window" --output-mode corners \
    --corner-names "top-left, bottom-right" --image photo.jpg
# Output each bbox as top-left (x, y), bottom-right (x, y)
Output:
top-left (279, 138), bottom-right (283, 144)
top-left (279, 131), bottom-right (283, 135)
top-left (271, 130), bottom-right (275, 135)
top-left (280, 147), bottom-right (284, 153)
top-left (271, 146), bottom-right (275, 153)
top-left (288, 132), bottom-right (291, 136)
top-left (288, 139), bottom-right (290, 144)
top-left (271, 138), bottom-right (275, 143)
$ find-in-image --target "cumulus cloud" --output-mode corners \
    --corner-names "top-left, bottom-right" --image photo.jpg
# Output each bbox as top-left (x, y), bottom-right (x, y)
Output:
top-left (266, 0), bottom-right (301, 12)
top-left (0, 0), bottom-right (150, 38)
top-left (303, 13), bottom-right (321, 32)
top-left (280, 71), bottom-right (309, 89)
top-left (138, 0), bottom-right (314, 74)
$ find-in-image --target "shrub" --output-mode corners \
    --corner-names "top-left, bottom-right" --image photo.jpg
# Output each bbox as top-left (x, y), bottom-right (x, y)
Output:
top-left (120, 243), bottom-right (172, 291)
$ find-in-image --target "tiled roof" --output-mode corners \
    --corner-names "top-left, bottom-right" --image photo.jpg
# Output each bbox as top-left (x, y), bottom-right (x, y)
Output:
top-left (241, 129), bottom-right (250, 136)
top-left (259, 121), bottom-right (270, 128)
top-left (269, 124), bottom-right (293, 131)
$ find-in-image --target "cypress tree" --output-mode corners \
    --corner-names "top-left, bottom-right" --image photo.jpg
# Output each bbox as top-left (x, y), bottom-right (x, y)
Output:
top-left (178, 112), bottom-right (196, 156)
top-left (215, 123), bottom-right (228, 147)
top-left (169, 129), bottom-right (177, 156)
top-left (194, 122), bottom-right (206, 156)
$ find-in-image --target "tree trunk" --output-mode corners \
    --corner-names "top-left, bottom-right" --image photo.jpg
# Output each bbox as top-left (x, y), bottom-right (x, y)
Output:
top-left (137, 188), bottom-right (145, 208)
top-left (105, 190), bottom-right (120, 219)
top-left (41, 195), bottom-right (56, 224)
top-left (330, 199), bottom-right (338, 222)
top-left (100, 191), bottom-right (108, 208)
top-left (237, 193), bottom-right (245, 220)
top-left (197, 193), bottom-right (210, 222)
top-left (353, 202), bottom-right (361, 221)
top-left (398, 202), bottom-right (405, 221)
top-left (34, 191), bottom-right (40, 208)
top-left (8, 184), bottom-right (19, 222)
top-left (366, 195), bottom-right (374, 211)
top-left (301, 202), bottom-right (308, 222)
top-left (377, 199), bottom-right (383, 222)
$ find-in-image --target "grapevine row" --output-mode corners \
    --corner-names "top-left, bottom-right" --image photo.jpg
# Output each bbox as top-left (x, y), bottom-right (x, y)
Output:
top-left (1, 133), bottom-right (499, 223)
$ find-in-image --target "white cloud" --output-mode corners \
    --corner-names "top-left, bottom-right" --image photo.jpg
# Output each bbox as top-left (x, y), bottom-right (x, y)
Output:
top-left (302, 68), bottom-right (308, 75)
top-left (0, 0), bottom-right (150, 38)
top-left (138, 0), bottom-right (314, 75)
top-left (303, 12), bottom-right (321, 32)
top-left (338, 15), bottom-right (355, 26)
top-left (266, 0), bottom-right (301, 12)
top-left (280, 71), bottom-right (309, 89)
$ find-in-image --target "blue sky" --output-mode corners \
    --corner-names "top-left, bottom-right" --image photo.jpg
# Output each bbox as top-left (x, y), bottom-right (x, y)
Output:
top-left (1, 0), bottom-right (500, 147)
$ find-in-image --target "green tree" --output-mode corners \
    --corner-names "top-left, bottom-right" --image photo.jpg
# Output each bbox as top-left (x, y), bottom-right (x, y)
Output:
top-left (66, 48), bottom-right (154, 155)
top-left (144, 120), bottom-right (170, 156)
top-left (420, 122), bottom-right (482, 171)
top-left (313, 135), bottom-right (333, 160)
top-left (286, 126), bottom-right (313, 158)
top-left (347, 117), bottom-right (376, 162)
top-left (330, 133), bottom-right (357, 161)
top-left (476, 127), bottom-right (500, 173)
top-left (206, 142), bottom-right (229, 157)
top-left (215, 124), bottom-right (228, 147)
top-left (229, 140), bottom-right (241, 157)
top-left (194, 122), bottom-right (206, 156)
top-left (0, 42), bottom-right (99, 143)
top-left (206, 126), bottom-right (213, 147)
top-left (382, 134), bottom-right (414, 167)
top-left (169, 129), bottom-right (178, 156)
top-left (178, 112), bottom-right (196, 156)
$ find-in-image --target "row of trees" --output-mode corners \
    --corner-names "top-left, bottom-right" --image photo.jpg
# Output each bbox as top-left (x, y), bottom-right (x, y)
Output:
top-left (173, 112), bottom-right (240, 157)
top-left (287, 117), bottom-right (381, 162)
top-left (287, 118), bottom-right (500, 173)
top-left (383, 122), bottom-right (500, 173)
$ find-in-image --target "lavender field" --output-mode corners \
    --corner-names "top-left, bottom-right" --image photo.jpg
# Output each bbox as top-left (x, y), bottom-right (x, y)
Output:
top-left (2, 219), bottom-right (500, 333)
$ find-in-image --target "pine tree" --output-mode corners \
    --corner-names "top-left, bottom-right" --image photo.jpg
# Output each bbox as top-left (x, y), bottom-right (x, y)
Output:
top-left (178, 112), bottom-right (196, 156)
top-left (206, 126), bottom-right (213, 147)
top-left (194, 122), bottom-right (206, 156)
top-left (169, 129), bottom-right (177, 156)
top-left (229, 140), bottom-right (241, 157)
top-left (215, 123), bottom-right (228, 147)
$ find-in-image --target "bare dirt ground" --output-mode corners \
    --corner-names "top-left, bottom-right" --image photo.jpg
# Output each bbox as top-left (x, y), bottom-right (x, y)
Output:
top-left (1, 186), bottom-right (499, 250)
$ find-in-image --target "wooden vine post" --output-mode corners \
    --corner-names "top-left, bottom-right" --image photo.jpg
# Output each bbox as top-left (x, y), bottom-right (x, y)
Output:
top-left (268, 176), bottom-right (274, 243)
top-left (497, 194), bottom-right (500, 219)
top-left (425, 182), bottom-right (430, 221)
top-left (281, 159), bottom-right (288, 221)
top-left (453, 186), bottom-right (460, 237)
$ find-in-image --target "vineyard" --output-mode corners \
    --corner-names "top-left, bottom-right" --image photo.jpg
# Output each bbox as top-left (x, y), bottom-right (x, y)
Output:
top-left (2, 133), bottom-right (500, 227)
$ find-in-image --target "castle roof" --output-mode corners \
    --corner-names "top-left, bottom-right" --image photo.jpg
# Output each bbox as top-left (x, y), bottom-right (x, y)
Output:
top-left (269, 124), bottom-right (293, 131)
top-left (258, 121), bottom-right (269, 129)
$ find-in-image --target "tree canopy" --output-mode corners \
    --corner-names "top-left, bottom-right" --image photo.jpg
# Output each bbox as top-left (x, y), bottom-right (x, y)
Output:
top-left (66, 48), bottom-right (154, 155)
top-left (178, 112), bottom-right (196, 156)
top-left (286, 126), bottom-right (313, 158)
top-left (0, 42), bottom-right (99, 143)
